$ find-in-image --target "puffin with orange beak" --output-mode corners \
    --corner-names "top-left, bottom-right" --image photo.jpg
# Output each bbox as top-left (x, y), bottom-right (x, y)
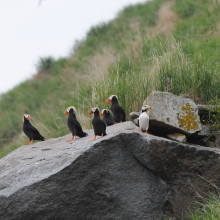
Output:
top-left (100, 109), bottom-right (115, 126)
top-left (64, 106), bottom-right (88, 142)
top-left (89, 107), bottom-right (106, 141)
top-left (106, 95), bottom-right (125, 123)
top-left (23, 114), bottom-right (45, 145)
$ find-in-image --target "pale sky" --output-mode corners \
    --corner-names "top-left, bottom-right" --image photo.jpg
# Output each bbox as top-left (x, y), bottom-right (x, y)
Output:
top-left (0, 0), bottom-right (146, 94)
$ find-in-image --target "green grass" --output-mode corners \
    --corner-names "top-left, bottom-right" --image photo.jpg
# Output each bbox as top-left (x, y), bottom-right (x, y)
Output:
top-left (1, 0), bottom-right (220, 158)
top-left (190, 192), bottom-right (220, 220)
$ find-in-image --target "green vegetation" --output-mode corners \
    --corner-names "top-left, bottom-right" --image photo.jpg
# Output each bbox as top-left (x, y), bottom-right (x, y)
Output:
top-left (190, 192), bottom-right (220, 220)
top-left (36, 56), bottom-right (56, 73)
top-left (1, 0), bottom-right (220, 156)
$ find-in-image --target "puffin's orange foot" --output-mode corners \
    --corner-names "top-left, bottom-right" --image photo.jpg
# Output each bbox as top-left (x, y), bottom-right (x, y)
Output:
top-left (120, 121), bottom-right (122, 123)
top-left (140, 129), bottom-right (144, 133)
top-left (98, 134), bottom-right (104, 139)
top-left (144, 131), bottom-right (148, 134)
top-left (90, 136), bottom-right (97, 141)
top-left (26, 139), bottom-right (33, 145)
top-left (67, 135), bottom-right (76, 142)
top-left (114, 122), bottom-right (117, 124)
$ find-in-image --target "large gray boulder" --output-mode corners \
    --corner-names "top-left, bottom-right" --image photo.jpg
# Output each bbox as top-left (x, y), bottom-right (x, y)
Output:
top-left (143, 91), bottom-right (202, 137)
top-left (1, 122), bottom-right (220, 220)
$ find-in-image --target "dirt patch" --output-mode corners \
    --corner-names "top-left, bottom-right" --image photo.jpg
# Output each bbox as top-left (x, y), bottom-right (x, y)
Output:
top-left (154, 1), bottom-right (179, 35)
top-left (86, 46), bottom-right (117, 80)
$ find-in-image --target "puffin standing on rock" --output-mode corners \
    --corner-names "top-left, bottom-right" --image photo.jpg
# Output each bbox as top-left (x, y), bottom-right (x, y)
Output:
top-left (106, 95), bottom-right (126, 123)
top-left (100, 109), bottom-right (115, 126)
top-left (64, 106), bottom-right (88, 142)
top-left (139, 105), bottom-right (151, 134)
top-left (23, 114), bottom-right (45, 145)
top-left (89, 107), bottom-right (106, 141)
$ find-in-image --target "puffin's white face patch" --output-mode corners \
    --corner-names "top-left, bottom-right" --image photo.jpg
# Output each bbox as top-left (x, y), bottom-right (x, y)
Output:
top-left (24, 114), bottom-right (30, 119)
top-left (23, 114), bottom-right (30, 122)
top-left (67, 106), bottom-right (76, 113)
top-left (101, 109), bottom-right (108, 114)
top-left (92, 107), bottom-right (98, 112)
top-left (142, 105), bottom-right (150, 111)
top-left (109, 95), bottom-right (118, 100)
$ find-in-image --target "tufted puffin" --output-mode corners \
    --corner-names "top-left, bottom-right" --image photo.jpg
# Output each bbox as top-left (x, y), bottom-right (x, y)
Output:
top-left (100, 109), bottom-right (115, 126)
top-left (89, 107), bottom-right (106, 141)
top-left (106, 95), bottom-right (126, 123)
top-left (139, 105), bottom-right (151, 134)
top-left (23, 114), bottom-right (45, 145)
top-left (64, 106), bottom-right (88, 142)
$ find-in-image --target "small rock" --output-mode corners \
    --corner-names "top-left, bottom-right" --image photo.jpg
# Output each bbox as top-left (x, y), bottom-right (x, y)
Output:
top-left (133, 118), bottom-right (139, 126)
top-left (167, 133), bottom-right (187, 143)
top-left (129, 112), bottom-right (140, 121)
top-left (198, 125), bottom-right (210, 137)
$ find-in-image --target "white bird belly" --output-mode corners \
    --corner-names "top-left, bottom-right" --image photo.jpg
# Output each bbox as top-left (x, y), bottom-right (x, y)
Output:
top-left (139, 113), bottom-right (149, 131)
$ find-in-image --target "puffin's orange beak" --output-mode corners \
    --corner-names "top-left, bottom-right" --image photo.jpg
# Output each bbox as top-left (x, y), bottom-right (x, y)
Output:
top-left (106, 98), bottom-right (111, 103)
top-left (89, 110), bottom-right (93, 115)
top-left (64, 110), bottom-right (68, 115)
top-left (100, 113), bottom-right (104, 116)
top-left (28, 116), bottom-right (31, 120)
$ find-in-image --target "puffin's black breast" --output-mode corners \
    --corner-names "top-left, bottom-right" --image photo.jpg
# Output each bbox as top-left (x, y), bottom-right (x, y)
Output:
top-left (67, 117), bottom-right (75, 135)
top-left (92, 117), bottom-right (106, 136)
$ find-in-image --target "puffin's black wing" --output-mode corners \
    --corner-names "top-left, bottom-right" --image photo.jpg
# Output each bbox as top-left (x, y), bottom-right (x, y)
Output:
top-left (29, 124), bottom-right (45, 141)
top-left (74, 119), bottom-right (88, 137)
top-left (103, 115), bottom-right (115, 126)
top-left (112, 104), bottom-right (126, 122)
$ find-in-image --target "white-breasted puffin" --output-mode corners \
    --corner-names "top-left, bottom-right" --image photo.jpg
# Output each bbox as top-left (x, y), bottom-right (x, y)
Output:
top-left (139, 105), bottom-right (151, 134)
top-left (64, 106), bottom-right (88, 142)
top-left (106, 95), bottom-right (126, 123)
top-left (23, 114), bottom-right (45, 145)
top-left (100, 109), bottom-right (115, 126)
top-left (89, 107), bottom-right (106, 141)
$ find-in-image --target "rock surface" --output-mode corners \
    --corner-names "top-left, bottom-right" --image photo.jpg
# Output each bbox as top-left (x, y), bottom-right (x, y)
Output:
top-left (129, 112), bottom-right (140, 121)
top-left (167, 133), bottom-right (187, 143)
top-left (1, 122), bottom-right (220, 220)
top-left (143, 91), bottom-right (202, 137)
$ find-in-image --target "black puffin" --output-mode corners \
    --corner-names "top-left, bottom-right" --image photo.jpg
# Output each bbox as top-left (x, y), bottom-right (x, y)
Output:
top-left (139, 105), bottom-right (151, 134)
top-left (23, 114), bottom-right (45, 145)
top-left (106, 95), bottom-right (126, 123)
top-left (89, 107), bottom-right (106, 141)
top-left (64, 106), bottom-right (88, 142)
top-left (100, 109), bottom-right (115, 126)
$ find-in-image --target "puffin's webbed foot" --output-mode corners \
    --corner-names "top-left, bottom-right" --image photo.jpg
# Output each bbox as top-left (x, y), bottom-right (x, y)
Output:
top-left (140, 130), bottom-right (148, 134)
top-left (98, 133), bottom-right (104, 139)
top-left (67, 135), bottom-right (76, 142)
top-left (26, 139), bottom-right (33, 145)
top-left (90, 136), bottom-right (97, 141)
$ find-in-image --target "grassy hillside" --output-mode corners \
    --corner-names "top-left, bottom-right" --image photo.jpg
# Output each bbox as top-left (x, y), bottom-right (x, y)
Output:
top-left (0, 0), bottom-right (220, 158)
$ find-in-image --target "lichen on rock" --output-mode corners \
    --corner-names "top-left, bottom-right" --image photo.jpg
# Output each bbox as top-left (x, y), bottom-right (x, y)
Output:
top-left (143, 91), bottom-right (202, 137)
